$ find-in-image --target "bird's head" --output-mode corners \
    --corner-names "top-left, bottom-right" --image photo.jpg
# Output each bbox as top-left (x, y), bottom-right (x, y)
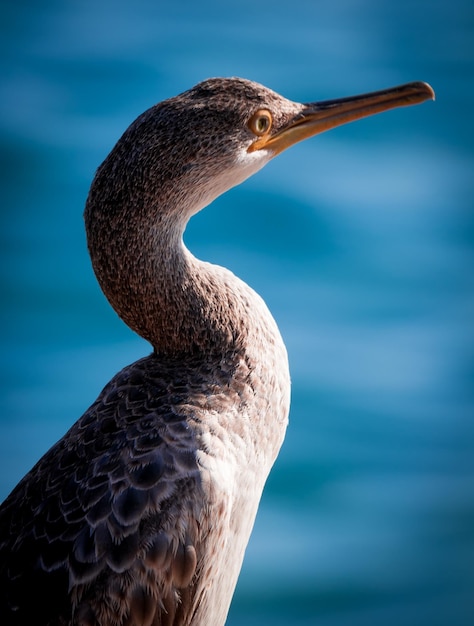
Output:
top-left (86, 77), bottom-right (434, 228)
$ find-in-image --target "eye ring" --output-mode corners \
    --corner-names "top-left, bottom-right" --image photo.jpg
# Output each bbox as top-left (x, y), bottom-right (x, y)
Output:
top-left (248, 109), bottom-right (273, 137)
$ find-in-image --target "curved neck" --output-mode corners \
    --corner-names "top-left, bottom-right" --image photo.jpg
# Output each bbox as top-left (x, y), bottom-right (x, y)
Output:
top-left (85, 204), bottom-right (249, 356)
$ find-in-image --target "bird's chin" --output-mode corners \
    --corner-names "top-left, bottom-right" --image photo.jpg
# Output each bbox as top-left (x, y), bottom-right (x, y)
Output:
top-left (182, 149), bottom-right (272, 219)
top-left (212, 147), bottom-right (274, 200)
top-left (234, 144), bottom-right (275, 177)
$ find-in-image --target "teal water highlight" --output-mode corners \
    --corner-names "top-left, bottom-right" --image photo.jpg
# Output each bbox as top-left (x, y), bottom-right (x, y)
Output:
top-left (1, 1), bottom-right (473, 624)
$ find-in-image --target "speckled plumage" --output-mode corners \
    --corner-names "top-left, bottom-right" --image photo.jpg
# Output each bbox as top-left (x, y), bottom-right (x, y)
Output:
top-left (0, 77), bottom-right (434, 625)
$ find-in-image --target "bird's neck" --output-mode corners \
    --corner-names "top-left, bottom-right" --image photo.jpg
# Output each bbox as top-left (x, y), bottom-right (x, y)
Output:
top-left (86, 208), bottom-right (252, 356)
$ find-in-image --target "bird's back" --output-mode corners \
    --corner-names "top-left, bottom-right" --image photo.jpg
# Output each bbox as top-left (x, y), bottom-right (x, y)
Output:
top-left (0, 353), bottom-right (205, 625)
top-left (0, 322), bottom-right (289, 626)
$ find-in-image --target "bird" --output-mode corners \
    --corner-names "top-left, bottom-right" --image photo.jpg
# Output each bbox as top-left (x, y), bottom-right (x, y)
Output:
top-left (0, 77), bottom-right (434, 626)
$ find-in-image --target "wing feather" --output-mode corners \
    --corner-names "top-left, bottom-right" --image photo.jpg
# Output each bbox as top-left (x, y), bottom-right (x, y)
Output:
top-left (0, 352), bottom-right (226, 625)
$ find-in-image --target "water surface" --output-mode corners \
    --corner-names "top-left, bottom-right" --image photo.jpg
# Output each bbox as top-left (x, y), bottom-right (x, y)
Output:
top-left (1, 1), bottom-right (473, 624)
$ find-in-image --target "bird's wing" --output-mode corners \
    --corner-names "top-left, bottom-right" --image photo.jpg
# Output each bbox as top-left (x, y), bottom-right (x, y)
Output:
top-left (0, 354), bottom-right (213, 626)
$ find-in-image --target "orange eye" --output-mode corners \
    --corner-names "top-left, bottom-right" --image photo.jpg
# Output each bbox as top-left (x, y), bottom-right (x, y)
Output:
top-left (248, 109), bottom-right (273, 136)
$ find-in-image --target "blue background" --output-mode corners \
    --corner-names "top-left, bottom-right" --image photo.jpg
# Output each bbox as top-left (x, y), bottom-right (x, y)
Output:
top-left (1, 1), bottom-right (473, 624)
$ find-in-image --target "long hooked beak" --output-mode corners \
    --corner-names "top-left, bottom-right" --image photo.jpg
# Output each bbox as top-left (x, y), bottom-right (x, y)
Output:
top-left (249, 81), bottom-right (435, 155)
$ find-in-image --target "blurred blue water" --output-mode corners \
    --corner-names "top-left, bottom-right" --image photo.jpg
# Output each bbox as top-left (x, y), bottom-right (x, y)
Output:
top-left (1, 1), bottom-right (473, 624)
